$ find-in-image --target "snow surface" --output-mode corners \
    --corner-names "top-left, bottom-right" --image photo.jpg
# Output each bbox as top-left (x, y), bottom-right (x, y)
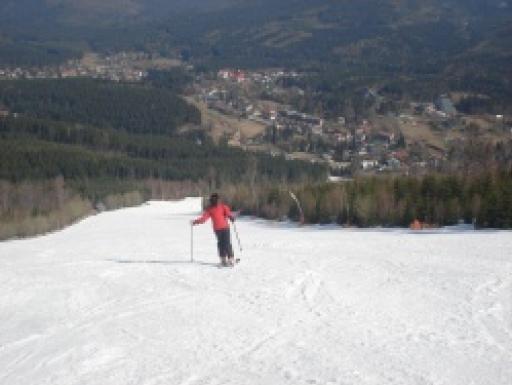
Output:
top-left (1, 198), bottom-right (512, 385)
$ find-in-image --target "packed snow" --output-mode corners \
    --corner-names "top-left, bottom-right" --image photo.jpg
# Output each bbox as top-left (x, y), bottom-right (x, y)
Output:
top-left (1, 198), bottom-right (511, 385)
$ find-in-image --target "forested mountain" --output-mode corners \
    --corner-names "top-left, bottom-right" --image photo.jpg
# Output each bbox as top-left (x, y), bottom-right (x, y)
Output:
top-left (159, 0), bottom-right (512, 68)
top-left (0, 0), bottom-right (234, 25)
top-left (0, 0), bottom-right (234, 65)
top-left (157, 0), bottom-right (511, 103)
top-left (1, 1), bottom-right (510, 103)
top-left (2, 0), bottom-right (511, 63)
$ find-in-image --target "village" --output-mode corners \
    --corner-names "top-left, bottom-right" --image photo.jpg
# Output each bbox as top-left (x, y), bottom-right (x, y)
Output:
top-left (0, 52), bottom-right (178, 82)
top-left (1, 55), bottom-right (510, 177)
top-left (191, 68), bottom-right (512, 177)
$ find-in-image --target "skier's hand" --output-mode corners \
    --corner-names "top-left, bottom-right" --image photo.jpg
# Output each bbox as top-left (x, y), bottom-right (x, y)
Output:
top-left (191, 219), bottom-right (199, 226)
top-left (229, 215), bottom-right (235, 223)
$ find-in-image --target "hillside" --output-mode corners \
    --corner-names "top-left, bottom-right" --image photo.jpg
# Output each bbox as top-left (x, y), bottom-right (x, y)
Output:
top-left (0, 0), bottom-right (233, 66)
top-left (156, 0), bottom-right (512, 103)
top-left (0, 79), bottom-right (322, 184)
top-left (1, 0), bottom-right (510, 105)
top-left (157, 0), bottom-right (511, 65)
top-left (1, 198), bottom-right (511, 384)
top-left (0, 77), bottom-right (326, 239)
top-left (0, 0), bottom-right (235, 24)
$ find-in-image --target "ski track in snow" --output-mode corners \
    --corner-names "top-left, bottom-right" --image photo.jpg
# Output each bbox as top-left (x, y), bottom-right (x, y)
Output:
top-left (1, 198), bottom-right (511, 385)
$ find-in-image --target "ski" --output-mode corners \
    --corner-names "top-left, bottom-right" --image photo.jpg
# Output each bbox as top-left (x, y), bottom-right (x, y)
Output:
top-left (218, 258), bottom-right (240, 268)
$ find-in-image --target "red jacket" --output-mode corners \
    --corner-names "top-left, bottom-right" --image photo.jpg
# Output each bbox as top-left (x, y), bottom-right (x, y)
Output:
top-left (193, 203), bottom-right (233, 231)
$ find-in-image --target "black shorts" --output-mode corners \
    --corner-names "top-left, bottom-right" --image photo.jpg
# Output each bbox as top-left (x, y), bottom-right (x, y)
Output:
top-left (215, 228), bottom-right (234, 258)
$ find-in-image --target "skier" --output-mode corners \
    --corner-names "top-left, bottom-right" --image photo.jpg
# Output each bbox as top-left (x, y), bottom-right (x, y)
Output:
top-left (192, 193), bottom-right (237, 266)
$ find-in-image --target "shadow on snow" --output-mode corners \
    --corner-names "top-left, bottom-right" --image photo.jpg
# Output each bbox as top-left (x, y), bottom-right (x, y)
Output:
top-left (106, 259), bottom-right (219, 267)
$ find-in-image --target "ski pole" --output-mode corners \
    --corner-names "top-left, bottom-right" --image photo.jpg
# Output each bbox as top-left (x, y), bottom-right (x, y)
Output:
top-left (289, 191), bottom-right (305, 225)
top-left (232, 221), bottom-right (243, 253)
top-left (190, 223), bottom-right (194, 263)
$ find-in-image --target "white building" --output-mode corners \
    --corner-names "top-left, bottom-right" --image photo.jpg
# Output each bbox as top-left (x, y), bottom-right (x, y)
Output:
top-left (362, 159), bottom-right (379, 170)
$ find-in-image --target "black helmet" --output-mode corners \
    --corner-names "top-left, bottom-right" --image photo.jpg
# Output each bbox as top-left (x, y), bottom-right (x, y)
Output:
top-left (209, 193), bottom-right (219, 206)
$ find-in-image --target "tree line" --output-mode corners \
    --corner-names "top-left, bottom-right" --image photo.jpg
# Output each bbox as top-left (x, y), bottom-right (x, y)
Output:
top-left (0, 79), bottom-right (201, 135)
top-left (221, 172), bottom-right (512, 229)
top-left (0, 116), bottom-right (325, 184)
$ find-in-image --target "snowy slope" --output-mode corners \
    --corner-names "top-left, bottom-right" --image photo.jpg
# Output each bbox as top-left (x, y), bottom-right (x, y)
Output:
top-left (1, 199), bottom-right (511, 385)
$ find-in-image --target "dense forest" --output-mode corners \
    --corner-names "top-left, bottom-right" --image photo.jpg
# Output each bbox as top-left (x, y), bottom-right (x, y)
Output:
top-left (0, 116), bottom-right (323, 183)
top-left (0, 79), bottom-right (200, 135)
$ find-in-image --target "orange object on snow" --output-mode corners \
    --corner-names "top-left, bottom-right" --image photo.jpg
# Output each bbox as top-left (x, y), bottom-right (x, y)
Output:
top-left (410, 219), bottom-right (422, 230)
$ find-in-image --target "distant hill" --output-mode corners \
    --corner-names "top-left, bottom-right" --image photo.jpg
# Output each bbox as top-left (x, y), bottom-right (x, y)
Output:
top-left (0, 0), bottom-right (235, 25)
top-left (0, 0), bottom-right (237, 66)
top-left (156, 0), bottom-right (512, 69)
top-left (152, 0), bottom-right (512, 109)
top-left (1, 0), bottom-right (510, 66)
top-left (1, 0), bottom-right (511, 107)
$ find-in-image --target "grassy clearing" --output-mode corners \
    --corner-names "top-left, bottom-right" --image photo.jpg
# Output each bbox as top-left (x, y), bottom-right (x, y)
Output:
top-left (186, 97), bottom-right (266, 144)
